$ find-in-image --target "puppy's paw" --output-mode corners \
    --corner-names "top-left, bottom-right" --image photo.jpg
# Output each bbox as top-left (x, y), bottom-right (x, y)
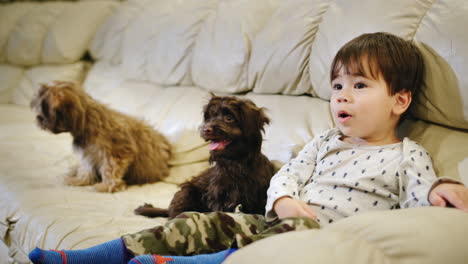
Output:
top-left (64, 176), bottom-right (80, 186)
top-left (64, 174), bottom-right (94, 186)
top-left (134, 203), bottom-right (155, 214)
top-left (93, 182), bottom-right (127, 193)
top-left (66, 164), bottom-right (79, 178)
top-left (64, 165), bottom-right (96, 186)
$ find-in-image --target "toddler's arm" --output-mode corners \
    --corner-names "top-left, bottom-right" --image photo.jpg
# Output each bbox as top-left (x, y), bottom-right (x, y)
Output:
top-left (273, 196), bottom-right (317, 220)
top-left (398, 140), bottom-right (440, 208)
top-left (264, 129), bottom-right (332, 221)
top-left (429, 183), bottom-right (468, 212)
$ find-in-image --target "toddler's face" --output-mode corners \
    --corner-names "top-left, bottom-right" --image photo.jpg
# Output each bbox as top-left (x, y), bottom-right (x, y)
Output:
top-left (330, 66), bottom-right (402, 145)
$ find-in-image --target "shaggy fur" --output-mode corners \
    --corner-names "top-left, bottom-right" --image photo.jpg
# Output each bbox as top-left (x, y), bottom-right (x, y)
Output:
top-left (30, 81), bottom-right (171, 192)
top-left (134, 95), bottom-right (274, 218)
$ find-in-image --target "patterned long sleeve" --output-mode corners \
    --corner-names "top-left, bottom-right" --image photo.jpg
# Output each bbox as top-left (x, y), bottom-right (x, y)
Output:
top-left (265, 130), bottom-right (329, 221)
top-left (265, 129), bottom-right (462, 226)
top-left (398, 139), bottom-right (438, 208)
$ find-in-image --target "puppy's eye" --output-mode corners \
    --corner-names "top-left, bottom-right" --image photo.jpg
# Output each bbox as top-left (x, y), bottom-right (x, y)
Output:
top-left (225, 115), bottom-right (234, 122)
top-left (55, 109), bottom-right (63, 123)
top-left (41, 101), bottom-right (49, 118)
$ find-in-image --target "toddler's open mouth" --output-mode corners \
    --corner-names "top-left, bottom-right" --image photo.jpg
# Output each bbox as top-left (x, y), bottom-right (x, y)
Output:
top-left (337, 111), bottom-right (352, 123)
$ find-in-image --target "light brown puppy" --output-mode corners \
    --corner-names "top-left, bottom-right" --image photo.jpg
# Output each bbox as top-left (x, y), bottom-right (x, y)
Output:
top-left (30, 81), bottom-right (171, 192)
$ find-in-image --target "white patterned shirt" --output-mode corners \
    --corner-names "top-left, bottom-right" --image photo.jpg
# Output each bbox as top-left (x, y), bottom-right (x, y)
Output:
top-left (265, 128), bottom-right (447, 226)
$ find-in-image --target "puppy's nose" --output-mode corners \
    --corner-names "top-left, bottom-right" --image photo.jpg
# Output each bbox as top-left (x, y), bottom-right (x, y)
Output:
top-left (202, 126), bottom-right (213, 135)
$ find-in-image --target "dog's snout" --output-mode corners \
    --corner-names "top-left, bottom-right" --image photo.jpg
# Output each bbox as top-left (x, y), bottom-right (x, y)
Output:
top-left (202, 126), bottom-right (213, 135)
top-left (36, 115), bottom-right (44, 123)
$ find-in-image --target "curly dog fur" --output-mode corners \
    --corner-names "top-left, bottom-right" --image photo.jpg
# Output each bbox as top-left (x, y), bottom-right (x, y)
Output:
top-left (135, 95), bottom-right (274, 218)
top-left (30, 81), bottom-right (171, 192)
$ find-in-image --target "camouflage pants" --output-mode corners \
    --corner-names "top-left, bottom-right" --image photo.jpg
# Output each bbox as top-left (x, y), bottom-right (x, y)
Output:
top-left (122, 212), bottom-right (319, 256)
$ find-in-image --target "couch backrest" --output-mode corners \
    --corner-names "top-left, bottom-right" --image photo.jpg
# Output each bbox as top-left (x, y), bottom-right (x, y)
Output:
top-left (0, 1), bottom-right (118, 65)
top-left (0, 0), bottom-right (466, 181)
top-left (90, 0), bottom-right (468, 131)
top-left (0, 1), bottom-right (118, 104)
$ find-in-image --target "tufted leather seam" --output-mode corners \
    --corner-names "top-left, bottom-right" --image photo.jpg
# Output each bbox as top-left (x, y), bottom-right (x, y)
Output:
top-left (305, 0), bottom-right (333, 97)
top-left (181, 0), bottom-right (219, 88)
top-left (410, 0), bottom-right (437, 40)
top-left (5, 5), bottom-right (35, 64)
top-left (43, 3), bottom-right (74, 64)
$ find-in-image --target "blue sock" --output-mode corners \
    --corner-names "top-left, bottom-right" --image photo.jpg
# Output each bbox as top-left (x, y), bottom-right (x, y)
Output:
top-left (127, 248), bottom-right (237, 264)
top-left (28, 238), bottom-right (132, 264)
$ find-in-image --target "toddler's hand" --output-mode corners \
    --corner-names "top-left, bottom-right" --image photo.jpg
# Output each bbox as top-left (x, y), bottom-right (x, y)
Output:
top-left (273, 196), bottom-right (317, 220)
top-left (429, 183), bottom-right (468, 212)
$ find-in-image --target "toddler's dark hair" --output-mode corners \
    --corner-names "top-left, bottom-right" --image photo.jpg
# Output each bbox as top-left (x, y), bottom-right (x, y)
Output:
top-left (330, 32), bottom-right (424, 106)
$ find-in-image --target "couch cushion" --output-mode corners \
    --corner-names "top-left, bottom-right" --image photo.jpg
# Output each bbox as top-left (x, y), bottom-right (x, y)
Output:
top-left (0, 64), bottom-right (23, 104)
top-left (0, 1), bottom-right (117, 66)
top-left (90, 0), bottom-right (278, 92)
top-left (0, 3), bottom-right (35, 63)
top-left (225, 207), bottom-right (468, 264)
top-left (249, 0), bottom-right (327, 95)
top-left (11, 62), bottom-right (89, 106)
top-left (412, 0), bottom-right (468, 130)
top-left (90, 0), bottom-right (141, 65)
top-left (244, 93), bottom-right (334, 165)
top-left (91, 0), bottom-right (215, 86)
top-left (191, 0), bottom-right (278, 93)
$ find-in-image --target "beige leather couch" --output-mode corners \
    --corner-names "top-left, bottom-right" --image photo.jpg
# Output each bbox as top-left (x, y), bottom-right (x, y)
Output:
top-left (1, 0), bottom-right (467, 263)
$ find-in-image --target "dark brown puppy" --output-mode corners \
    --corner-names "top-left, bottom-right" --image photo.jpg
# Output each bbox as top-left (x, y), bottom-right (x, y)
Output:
top-left (135, 95), bottom-right (274, 218)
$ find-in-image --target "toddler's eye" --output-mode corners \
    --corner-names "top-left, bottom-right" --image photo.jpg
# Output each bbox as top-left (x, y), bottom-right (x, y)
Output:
top-left (332, 83), bottom-right (342, 90)
top-left (355, 82), bottom-right (367, 89)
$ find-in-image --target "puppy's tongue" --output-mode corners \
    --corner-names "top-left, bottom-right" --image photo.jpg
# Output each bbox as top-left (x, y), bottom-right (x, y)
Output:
top-left (209, 140), bottom-right (230, 151)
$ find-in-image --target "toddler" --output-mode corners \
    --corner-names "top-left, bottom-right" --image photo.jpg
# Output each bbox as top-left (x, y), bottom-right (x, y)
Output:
top-left (29, 32), bottom-right (468, 264)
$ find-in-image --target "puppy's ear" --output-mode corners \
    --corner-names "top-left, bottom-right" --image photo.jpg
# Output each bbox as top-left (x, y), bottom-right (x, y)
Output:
top-left (240, 99), bottom-right (270, 135)
top-left (30, 83), bottom-right (49, 109)
top-left (53, 80), bottom-right (79, 90)
top-left (203, 94), bottom-right (221, 120)
top-left (38, 83), bottom-right (49, 96)
top-left (48, 85), bottom-right (85, 133)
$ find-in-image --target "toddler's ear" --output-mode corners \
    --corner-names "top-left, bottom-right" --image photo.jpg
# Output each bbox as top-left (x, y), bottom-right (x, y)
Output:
top-left (393, 90), bottom-right (412, 116)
